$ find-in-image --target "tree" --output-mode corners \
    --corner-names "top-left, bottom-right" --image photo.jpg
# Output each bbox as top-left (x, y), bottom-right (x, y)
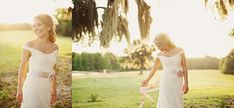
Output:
top-left (125, 40), bottom-right (155, 75)
top-left (55, 7), bottom-right (72, 36)
top-left (71, 0), bottom-right (153, 48)
top-left (220, 49), bottom-right (234, 74)
top-left (204, 0), bottom-right (234, 39)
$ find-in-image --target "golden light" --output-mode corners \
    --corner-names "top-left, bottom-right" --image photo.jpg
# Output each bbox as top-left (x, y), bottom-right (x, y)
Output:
top-left (72, 0), bottom-right (234, 58)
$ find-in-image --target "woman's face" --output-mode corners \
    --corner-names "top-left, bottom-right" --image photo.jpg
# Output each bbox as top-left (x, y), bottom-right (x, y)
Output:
top-left (33, 19), bottom-right (50, 38)
top-left (155, 40), bottom-right (167, 51)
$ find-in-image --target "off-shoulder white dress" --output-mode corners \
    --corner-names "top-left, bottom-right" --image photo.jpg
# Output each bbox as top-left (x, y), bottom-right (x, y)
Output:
top-left (21, 44), bottom-right (58, 108)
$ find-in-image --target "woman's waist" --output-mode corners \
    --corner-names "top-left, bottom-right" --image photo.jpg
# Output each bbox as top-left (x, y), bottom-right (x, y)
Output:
top-left (27, 71), bottom-right (52, 78)
top-left (162, 68), bottom-right (181, 75)
top-left (163, 68), bottom-right (181, 71)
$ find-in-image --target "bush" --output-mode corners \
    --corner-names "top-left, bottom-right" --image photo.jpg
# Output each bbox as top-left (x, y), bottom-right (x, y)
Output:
top-left (88, 94), bottom-right (99, 102)
top-left (220, 49), bottom-right (234, 74)
top-left (56, 21), bottom-right (72, 37)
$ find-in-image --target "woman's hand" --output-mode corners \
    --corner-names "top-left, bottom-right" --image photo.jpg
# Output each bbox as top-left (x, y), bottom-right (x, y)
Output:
top-left (176, 70), bottom-right (184, 77)
top-left (49, 70), bottom-right (56, 81)
top-left (182, 83), bottom-right (189, 94)
top-left (16, 89), bottom-right (23, 103)
top-left (141, 79), bottom-right (149, 87)
top-left (50, 90), bottom-right (57, 104)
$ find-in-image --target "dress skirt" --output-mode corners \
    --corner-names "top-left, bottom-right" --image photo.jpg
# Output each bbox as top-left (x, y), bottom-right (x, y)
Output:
top-left (21, 73), bottom-right (51, 108)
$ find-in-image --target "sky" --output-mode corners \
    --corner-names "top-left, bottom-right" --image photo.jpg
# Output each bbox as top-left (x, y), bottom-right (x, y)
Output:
top-left (72, 0), bottom-right (234, 58)
top-left (0, 0), bottom-right (73, 23)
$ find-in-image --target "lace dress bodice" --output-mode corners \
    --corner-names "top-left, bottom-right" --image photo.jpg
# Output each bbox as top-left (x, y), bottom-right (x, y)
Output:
top-left (157, 51), bottom-right (184, 74)
top-left (23, 44), bottom-right (58, 73)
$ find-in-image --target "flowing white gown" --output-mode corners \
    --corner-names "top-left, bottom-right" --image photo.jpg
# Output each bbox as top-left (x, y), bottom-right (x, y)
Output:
top-left (156, 51), bottom-right (184, 108)
top-left (21, 44), bottom-right (58, 108)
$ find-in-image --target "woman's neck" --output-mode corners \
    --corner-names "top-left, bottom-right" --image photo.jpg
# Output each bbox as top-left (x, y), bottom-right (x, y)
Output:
top-left (36, 36), bottom-right (50, 45)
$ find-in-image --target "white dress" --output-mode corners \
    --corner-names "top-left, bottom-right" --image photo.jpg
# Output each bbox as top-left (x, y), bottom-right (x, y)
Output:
top-left (156, 51), bottom-right (184, 108)
top-left (21, 44), bottom-right (58, 108)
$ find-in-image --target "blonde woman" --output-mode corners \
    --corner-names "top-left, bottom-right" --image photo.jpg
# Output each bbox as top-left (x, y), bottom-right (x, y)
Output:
top-left (16, 14), bottom-right (58, 108)
top-left (142, 33), bottom-right (189, 108)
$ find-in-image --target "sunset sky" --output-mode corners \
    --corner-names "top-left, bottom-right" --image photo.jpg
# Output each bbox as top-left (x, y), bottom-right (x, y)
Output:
top-left (0, 0), bottom-right (72, 23)
top-left (73, 0), bottom-right (234, 58)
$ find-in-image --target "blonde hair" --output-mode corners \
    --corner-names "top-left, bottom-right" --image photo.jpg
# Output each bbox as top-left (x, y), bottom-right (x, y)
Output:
top-left (34, 14), bottom-right (56, 43)
top-left (154, 33), bottom-right (176, 48)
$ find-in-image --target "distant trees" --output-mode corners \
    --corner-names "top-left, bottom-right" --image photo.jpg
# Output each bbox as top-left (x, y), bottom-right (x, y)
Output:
top-left (72, 52), bottom-right (121, 72)
top-left (187, 56), bottom-right (219, 69)
top-left (72, 51), bottom-right (222, 72)
top-left (0, 24), bottom-right (32, 31)
top-left (219, 49), bottom-right (234, 74)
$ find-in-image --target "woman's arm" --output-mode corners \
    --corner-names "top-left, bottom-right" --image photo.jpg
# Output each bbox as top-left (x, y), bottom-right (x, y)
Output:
top-left (142, 58), bottom-right (161, 86)
top-left (50, 64), bottom-right (57, 104)
top-left (51, 44), bottom-right (58, 104)
top-left (17, 48), bottom-right (30, 103)
top-left (181, 53), bottom-right (188, 84)
top-left (51, 65), bottom-right (57, 93)
top-left (181, 51), bottom-right (189, 94)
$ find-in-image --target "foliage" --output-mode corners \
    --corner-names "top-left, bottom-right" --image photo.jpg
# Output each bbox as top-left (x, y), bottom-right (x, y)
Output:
top-left (72, 0), bottom-right (98, 41)
top-left (72, 52), bottom-right (121, 72)
top-left (135, 0), bottom-right (152, 39)
top-left (72, 0), bottom-right (130, 48)
top-left (55, 7), bottom-right (72, 37)
top-left (123, 40), bottom-right (156, 74)
top-left (204, 0), bottom-right (234, 19)
top-left (100, 0), bottom-right (130, 48)
top-left (220, 49), bottom-right (234, 74)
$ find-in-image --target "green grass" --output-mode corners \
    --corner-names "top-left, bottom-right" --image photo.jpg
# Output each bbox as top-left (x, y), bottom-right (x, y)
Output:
top-left (72, 70), bottom-right (234, 108)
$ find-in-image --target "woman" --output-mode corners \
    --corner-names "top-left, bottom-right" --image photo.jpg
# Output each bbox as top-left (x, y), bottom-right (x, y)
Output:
top-left (142, 33), bottom-right (189, 108)
top-left (16, 14), bottom-right (58, 108)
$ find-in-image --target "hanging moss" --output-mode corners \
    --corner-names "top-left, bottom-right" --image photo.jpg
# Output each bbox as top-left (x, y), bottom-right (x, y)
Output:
top-left (135, 0), bottom-right (152, 40)
top-left (117, 16), bottom-right (130, 44)
top-left (72, 0), bottom-right (98, 42)
top-left (100, 0), bottom-right (130, 48)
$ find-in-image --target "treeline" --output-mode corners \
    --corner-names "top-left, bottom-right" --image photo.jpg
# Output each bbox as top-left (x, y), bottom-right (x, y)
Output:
top-left (187, 56), bottom-right (219, 69)
top-left (72, 52), bottom-right (121, 72)
top-left (0, 23), bottom-right (71, 36)
top-left (72, 52), bottom-right (220, 72)
top-left (0, 23), bottom-right (32, 31)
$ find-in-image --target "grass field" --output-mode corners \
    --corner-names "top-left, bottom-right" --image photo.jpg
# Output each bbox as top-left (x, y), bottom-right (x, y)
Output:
top-left (72, 70), bottom-right (234, 108)
top-left (0, 30), bottom-right (72, 107)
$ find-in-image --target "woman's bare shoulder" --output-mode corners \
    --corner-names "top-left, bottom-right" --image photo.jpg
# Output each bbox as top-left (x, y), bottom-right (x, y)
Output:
top-left (175, 47), bottom-right (184, 52)
top-left (24, 39), bottom-right (36, 47)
